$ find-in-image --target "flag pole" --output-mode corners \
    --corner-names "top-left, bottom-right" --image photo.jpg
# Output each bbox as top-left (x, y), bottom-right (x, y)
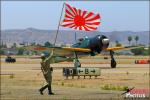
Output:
top-left (75, 32), bottom-right (77, 43)
top-left (53, 3), bottom-right (65, 46)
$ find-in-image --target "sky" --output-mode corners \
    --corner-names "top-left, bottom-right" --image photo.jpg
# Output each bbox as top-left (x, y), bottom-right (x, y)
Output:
top-left (1, 1), bottom-right (149, 32)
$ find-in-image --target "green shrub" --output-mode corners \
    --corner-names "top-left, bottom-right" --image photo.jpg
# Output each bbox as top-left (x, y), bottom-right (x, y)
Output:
top-left (101, 84), bottom-right (109, 90)
top-left (10, 74), bottom-right (15, 79)
top-left (101, 84), bottom-right (129, 91)
top-left (122, 86), bottom-right (129, 91)
top-left (68, 84), bottom-right (73, 87)
top-left (62, 96), bottom-right (67, 100)
top-left (61, 81), bottom-right (64, 86)
top-left (80, 85), bottom-right (86, 88)
top-left (117, 85), bottom-right (122, 91)
top-left (126, 71), bottom-right (129, 75)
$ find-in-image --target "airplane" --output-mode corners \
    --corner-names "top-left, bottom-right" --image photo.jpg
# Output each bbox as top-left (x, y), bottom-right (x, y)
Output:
top-left (25, 34), bottom-right (143, 68)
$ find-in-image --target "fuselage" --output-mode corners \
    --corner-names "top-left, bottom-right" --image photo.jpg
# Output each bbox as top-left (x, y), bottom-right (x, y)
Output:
top-left (49, 35), bottom-right (109, 63)
top-left (72, 35), bottom-right (109, 56)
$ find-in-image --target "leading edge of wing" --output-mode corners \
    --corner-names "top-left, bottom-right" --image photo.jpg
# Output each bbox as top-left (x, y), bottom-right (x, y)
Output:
top-left (61, 47), bottom-right (91, 52)
top-left (105, 45), bottom-right (145, 51)
top-left (24, 46), bottom-right (91, 53)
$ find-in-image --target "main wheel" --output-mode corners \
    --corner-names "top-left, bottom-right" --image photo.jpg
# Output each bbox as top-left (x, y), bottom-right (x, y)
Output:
top-left (111, 59), bottom-right (116, 68)
top-left (74, 59), bottom-right (81, 68)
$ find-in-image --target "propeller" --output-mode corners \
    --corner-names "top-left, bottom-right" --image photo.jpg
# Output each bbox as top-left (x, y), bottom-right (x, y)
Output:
top-left (88, 35), bottom-right (109, 55)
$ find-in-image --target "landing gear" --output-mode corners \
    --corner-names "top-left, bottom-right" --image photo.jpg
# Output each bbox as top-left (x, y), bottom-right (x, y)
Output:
top-left (74, 52), bottom-right (81, 68)
top-left (74, 59), bottom-right (81, 68)
top-left (110, 50), bottom-right (116, 68)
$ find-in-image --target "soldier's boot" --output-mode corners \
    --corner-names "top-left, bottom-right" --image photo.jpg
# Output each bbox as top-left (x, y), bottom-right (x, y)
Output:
top-left (48, 85), bottom-right (54, 95)
top-left (39, 84), bottom-right (48, 95)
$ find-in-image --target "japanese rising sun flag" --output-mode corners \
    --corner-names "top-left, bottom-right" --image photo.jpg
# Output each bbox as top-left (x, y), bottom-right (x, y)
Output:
top-left (61, 3), bottom-right (101, 31)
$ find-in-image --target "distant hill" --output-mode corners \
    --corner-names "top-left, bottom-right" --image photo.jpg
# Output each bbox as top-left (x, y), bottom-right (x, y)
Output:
top-left (1, 28), bottom-right (149, 46)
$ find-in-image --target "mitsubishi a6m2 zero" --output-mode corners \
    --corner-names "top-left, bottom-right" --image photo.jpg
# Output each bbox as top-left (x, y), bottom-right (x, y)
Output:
top-left (25, 3), bottom-right (143, 79)
top-left (26, 35), bottom-right (142, 79)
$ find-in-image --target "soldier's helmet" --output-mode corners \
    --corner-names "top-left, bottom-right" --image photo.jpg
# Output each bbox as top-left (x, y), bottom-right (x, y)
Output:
top-left (41, 53), bottom-right (46, 60)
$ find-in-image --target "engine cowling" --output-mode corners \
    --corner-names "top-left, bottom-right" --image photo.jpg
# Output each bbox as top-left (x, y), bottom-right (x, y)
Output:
top-left (88, 35), bottom-right (109, 55)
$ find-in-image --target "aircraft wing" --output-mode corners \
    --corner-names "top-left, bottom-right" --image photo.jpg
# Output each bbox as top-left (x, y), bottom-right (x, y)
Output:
top-left (24, 45), bottom-right (144, 57)
top-left (24, 46), bottom-right (91, 57)
top-left (105, 45), bottom-right (144, 51)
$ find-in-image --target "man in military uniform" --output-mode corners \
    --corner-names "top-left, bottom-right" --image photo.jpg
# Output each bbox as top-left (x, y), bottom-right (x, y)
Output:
top-left (39, 53), bottom-right (54, 95)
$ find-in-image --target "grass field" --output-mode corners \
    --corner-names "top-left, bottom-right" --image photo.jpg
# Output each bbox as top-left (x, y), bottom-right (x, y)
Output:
top-left (1, 55), bottom-right (149, 100)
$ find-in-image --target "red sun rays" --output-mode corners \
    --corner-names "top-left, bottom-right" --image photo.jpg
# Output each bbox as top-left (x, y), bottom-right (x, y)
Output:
top-left (61, 3), bottom-right (101, 31)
